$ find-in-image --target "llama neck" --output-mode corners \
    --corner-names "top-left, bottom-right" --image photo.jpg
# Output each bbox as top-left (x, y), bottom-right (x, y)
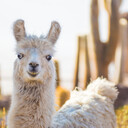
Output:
top-left (12, 77), bottom-right (55, 128)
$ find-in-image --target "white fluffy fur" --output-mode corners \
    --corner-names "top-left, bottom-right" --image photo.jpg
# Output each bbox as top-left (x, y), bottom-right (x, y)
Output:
top-left (7, 20), bottom-right (118, 128)
top-left (52, 78), bottom-right (118, 128)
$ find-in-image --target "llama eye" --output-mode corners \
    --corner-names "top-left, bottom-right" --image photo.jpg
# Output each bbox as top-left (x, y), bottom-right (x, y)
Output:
top-left (17, 53), bottom-right (24, 59)
top-left (46, 55), bottom-right (52, 61)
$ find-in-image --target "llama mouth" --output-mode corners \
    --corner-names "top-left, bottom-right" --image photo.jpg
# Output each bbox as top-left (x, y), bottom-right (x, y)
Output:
top-left (27, 71), bottom-right (39, 77)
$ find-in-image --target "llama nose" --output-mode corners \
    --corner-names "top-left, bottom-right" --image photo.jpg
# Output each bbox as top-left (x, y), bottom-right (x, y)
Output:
top-left (29, 62), bottom-right (39, 69)
top-left (28, 62), bottom-right (39, 77)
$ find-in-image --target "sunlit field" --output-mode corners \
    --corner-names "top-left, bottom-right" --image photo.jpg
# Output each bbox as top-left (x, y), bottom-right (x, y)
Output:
top-left (0, 105), bottom-right (128, 128)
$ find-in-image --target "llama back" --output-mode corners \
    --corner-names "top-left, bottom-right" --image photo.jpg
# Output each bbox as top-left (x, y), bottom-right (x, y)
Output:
top-left (52, 78), bottom-right (118, 128)
top-left (87, 77), bottom-right (118, 102)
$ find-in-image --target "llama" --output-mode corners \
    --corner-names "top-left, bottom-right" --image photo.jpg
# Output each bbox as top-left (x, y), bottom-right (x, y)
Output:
top-left (7, 19), bottom-right (118, 128)
top-left (7, 19), bottom-right (60, 128)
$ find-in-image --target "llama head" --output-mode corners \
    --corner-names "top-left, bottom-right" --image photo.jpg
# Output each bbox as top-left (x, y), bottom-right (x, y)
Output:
top-left (13, 19), bottom-right (61, 84)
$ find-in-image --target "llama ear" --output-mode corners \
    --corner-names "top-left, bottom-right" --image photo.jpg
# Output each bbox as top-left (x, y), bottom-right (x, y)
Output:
top-left (13, 19), bottom-right (26, 42)
top-left (46, 21), bottom-right (61, 44)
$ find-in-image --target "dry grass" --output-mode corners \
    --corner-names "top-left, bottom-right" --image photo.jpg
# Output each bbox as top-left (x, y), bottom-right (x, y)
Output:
top-left (116, 105), bottom-right (128, 128)
top-left (55, 86), bottom-right (70, 110)
top-left (0, 108), bottom-right (6, 128)
top-left (0, 105), bottom-right (128, 128)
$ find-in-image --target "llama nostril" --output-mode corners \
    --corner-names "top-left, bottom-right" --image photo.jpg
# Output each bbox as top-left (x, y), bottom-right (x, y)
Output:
top-left (29, 62), bottom-right (39, 68)
top-left (36, 63), bottom-right (39, 67)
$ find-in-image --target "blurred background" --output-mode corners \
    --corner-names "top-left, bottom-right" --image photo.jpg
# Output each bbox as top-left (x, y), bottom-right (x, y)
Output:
top-left (0, 0), bottom-right (128, 127)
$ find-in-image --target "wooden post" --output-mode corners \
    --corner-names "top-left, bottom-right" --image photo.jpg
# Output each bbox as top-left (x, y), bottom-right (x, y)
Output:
top-left (54, 59), bottom-right (60, 87)
top-left (54, 59), bottom-right (70, 110)
top-left (73, 37), bottom-right (80, 89)
top-left (84, 36), bottom-right (91, 89)
top-left (73, 35), bottom-right (91, 89)
top-left (90, 0), bottom-right (120, 78)
top-left (115, 14), bottom-right (128, 83)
